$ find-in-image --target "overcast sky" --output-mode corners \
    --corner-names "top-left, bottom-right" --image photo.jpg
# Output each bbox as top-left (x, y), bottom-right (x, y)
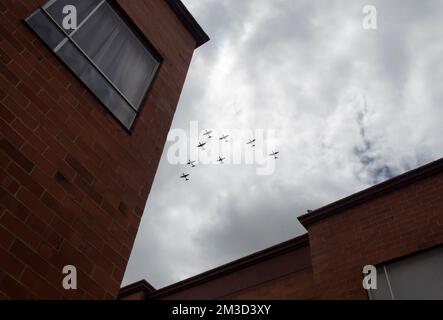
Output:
top-left (122, 0), bottom-right (443, 289)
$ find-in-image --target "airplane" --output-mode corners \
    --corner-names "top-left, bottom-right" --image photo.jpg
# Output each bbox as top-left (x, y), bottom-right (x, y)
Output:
top-left (269, 151), bottom-right (279, 159)
top-left (197, 141), bottom-right (206, 149)
top-left (203, 130), bottom-right (213, 138)
top-left (217, 156), bottom-right (226, 164)
top-left (180, 173), bottom-right (190, 181)
top-left (187, 160), bottom-right (196, 167)
top-left (219, 134), bottom-right (229, 142)
top-left (246, 138), bottom-right (256, 147)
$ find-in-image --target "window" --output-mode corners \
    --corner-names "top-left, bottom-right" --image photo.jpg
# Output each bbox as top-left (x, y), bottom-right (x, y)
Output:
top-left (25, 0), bottom-right (161, 130)
top-left (368, 246), bottom-right (443, 300)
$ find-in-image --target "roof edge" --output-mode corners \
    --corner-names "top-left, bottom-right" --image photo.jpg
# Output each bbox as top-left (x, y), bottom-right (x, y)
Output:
top-left (298, 157), bottom-right (443, 227)
top-left (118, 279), bottom-right (156, 299)
top-left (164, 0), bottom-right (210, 48)
top-left (145, 233), bottom-right (309, 299)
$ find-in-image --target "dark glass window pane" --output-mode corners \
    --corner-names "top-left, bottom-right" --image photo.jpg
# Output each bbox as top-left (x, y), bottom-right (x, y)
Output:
top-left (370, 247), bottom-right (443, 300)
top-left (386, 247), bottom-right (443, 300)
top-left (72, 2), bottom-right (159, 108)
top-left (44, 0), bottom-right (101, 35)
top-left (57, 41), bottom-right (136, 128)
top-left (369, 266), bottom-right (392, 300)
top-left (25, 0), bottom-right (160, 130)
top-left (25, 9), bottom-right (65, 50)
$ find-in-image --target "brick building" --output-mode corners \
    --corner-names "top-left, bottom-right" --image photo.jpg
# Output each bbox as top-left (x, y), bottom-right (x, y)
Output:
top-left (0, 0), bottom-right (208, 299)
top-left (119, 157), bottom-right (443, 300)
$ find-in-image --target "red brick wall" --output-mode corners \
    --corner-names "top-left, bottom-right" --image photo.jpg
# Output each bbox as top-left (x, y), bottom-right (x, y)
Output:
top-left (0, 0), bottom-right (196, 299)
top-left (223, 268), bottom-right (315, 300)
top-left (306, 172), bottom-right (443, 299)
top-left (119, 291), bottom-right (146, 300)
